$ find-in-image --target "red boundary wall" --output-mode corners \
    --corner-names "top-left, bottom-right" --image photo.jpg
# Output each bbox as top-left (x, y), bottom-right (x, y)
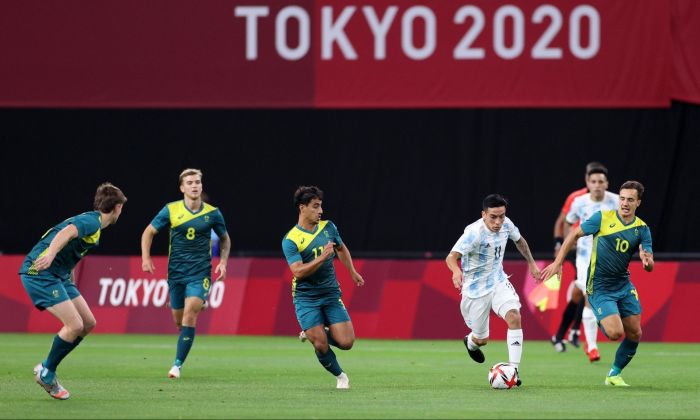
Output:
top-left (1, 255), bottom-right (698, 341)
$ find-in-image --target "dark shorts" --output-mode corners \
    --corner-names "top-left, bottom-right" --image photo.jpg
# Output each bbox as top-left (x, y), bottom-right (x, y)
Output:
top-left (294, 295), bottom-right (351, 331)
top-left (588, 282), bottom-right (642, 322)
top-left (20, 273), bottom-right (80, 311)
top-left (168, 273), bottom-right (211, 310)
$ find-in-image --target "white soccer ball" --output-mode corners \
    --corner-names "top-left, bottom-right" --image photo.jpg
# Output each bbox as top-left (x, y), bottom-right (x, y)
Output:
top-left (488, 362), bottom-right (519, 389)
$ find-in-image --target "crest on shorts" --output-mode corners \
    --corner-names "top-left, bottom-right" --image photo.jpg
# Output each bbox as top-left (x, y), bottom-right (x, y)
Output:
top-left (52, 289), bottom-right (59, 298)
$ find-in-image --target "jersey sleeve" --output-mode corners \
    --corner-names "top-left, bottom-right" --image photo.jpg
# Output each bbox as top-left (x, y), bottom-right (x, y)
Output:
top-left (282, 238), bottom-right (302, 265)
top-left (506, 218), bottom-right (522, 242)
top-left (150, 206), bottom-right (170, 232)
top-left (565, 198), bottom-right (581, 225)
top-left (451, 229), bottom-right (477, 256)
top-left (580, 211), bottom-right (602, 236)
top-left (640, 226), bottom-right (653, 254)
top-left (211, 209), bottom-right (227, 237)
top-left (72, 213), bottom-right (101, 237)
top-left (327, 221), bottom-right (344, 247)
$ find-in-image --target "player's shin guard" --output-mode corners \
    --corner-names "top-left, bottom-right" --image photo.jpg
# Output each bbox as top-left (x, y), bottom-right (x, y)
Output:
top-left (316, 348), bottom-right (343, 376)
top-left (42, 335), bottom-right (79, 382)
top-left (175, 326), bottom-right (196, 367)
top-left (612, 338), bottom-right (639, 374)
top-left (507, 329), bottom-right (523, 368)
top-left (582, 306), bottom-right (598, 349)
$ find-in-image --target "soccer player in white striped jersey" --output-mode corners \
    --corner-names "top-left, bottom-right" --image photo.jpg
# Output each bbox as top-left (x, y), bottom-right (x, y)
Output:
top-left (446, 194), bottom-right (540, 385)
top-left (565, 167), bottom-right (619, 362)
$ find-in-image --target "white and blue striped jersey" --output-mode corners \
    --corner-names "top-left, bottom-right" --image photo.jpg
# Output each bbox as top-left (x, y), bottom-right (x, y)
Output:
top-left (566, 191), bottom-right (619, 261)
top-left (451, 217), bottom-right (521, 299)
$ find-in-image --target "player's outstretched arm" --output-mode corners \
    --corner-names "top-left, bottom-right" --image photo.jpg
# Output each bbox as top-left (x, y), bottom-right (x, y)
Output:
top-left (141, 224), bottom-right (158, 273)
top-left (445, 251), bottom-right (463, 290)
top-left (540, 227), bottom-right (584, 281)
top-left (33, 224), bottom-right (79, 271)
top-left (515, 236), bottom-right (541, 279)
top-left (214, 233), bottom-right (231, 281)
top-left (289, 241), bottom-right (336, 279)
top-left (335, 243), bottom-right (364, 286)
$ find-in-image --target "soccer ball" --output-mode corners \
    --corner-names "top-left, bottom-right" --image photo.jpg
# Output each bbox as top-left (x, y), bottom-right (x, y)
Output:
top-left (488, 362), bottom-right (519, 389)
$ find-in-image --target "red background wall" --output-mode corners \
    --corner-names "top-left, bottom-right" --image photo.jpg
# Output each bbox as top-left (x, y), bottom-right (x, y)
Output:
top-left (1, 255), bottom-right (697, 341)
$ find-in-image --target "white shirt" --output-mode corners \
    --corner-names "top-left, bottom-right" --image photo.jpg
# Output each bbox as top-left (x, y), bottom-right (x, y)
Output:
top-left (451, 217), bottom-right (521, 299)
top-left (566, 191), bottom-right (619, 260)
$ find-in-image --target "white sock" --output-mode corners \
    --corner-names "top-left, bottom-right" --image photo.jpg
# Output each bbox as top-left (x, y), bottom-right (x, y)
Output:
top-left (507, 329), bottom-right (523, 368)
top-left (466, 333), bottom-right (479, 351)
top-left (582, 306), bottom-right (598, 350)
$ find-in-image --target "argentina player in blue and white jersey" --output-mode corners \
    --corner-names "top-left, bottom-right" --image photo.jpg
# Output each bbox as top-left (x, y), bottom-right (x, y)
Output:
top-left (446, 194), bottom-right (540, 385)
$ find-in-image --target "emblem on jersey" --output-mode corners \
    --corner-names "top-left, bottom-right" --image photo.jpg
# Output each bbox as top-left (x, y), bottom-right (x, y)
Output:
top-left (205, 215), bottom-right (210, 222)
top-left (634, 228), bottom-right (639, 236)
top-left (178, 214), bottom-right (184, 219)
top-left (324, 231), bottom-right (329, 237)
top-left (300, 237), bottom-right (305, 244)
top-left (52, 289), bottom-right (59, 298)
top-left (609, 223), bottom-right (616, 228)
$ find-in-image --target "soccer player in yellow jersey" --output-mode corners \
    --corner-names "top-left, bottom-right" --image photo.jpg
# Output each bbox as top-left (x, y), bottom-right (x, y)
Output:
top-left (541, 181), bottom-right (654, 386)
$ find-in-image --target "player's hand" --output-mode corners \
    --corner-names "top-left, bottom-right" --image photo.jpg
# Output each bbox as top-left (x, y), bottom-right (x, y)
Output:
top-left (351, 272), bottom-right (365, 286)
top-left (142, 258), bottom-right (155, 273)
top-left (451, 271), bottom-right (463, 290)
top-left (539, 262), bottom-right (562, 282)
top-left (321, 242), bottom-right (336, 259)
top-left (639, 245), bottom-right (654, 271)
top-left (529, 263), bottom-right (542, 281)
top-left (33, 252), bottom-right (56, 272)
top-left (214, 263), bottom-right (227, 281)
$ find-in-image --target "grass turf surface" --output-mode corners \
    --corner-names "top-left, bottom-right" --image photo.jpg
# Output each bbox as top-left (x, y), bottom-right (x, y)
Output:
top-left (1, 334), bottom-right (699, 419)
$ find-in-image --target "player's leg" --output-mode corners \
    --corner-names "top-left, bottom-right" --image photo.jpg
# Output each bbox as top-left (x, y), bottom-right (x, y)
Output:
top-left (297, 299), bottom-right (347, 388)
top-left (169, 277), bottom-right (209, 377)
top-left (167, 281), bottom-right (186, 377)
top-left (494, 280), bottom-right (523, 371)
top-left (460, 293), bottom-right (490, 363)
top-left (606, 286), bottom-right (642, 385)
top-left (552, 258), bottom-right (579, 351)
top-left (324, 298), bottom-right (354, 350)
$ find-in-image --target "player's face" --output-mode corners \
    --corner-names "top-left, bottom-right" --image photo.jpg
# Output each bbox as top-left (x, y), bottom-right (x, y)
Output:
top-left (586, 173), bottom-right (608, 200)
top-left (300, 198), bottom-right (323, 225)
top-left (619, 189), bottom-right (641, 218)
top-left (180, 175), bottom-right (202, 200)
top-left (482, 206), bottom-right (506, 232)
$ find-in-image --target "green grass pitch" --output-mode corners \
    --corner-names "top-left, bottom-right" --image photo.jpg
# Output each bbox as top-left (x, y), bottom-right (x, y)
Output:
top-left (1, 334), bottom-right (699, 419)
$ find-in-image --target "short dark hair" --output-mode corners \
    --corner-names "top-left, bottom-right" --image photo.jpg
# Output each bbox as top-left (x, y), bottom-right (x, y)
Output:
top-left (587, 166), bottom-right (608, 178)
top-left (294, 186), bottom-right (323, 209)
top-left (586, 161), bottom-right (607, 176)
top-left (94, 182), bottom-right (127, 212)
top-left (620, 180), bottom-right (645, 199)
top-left (482, 194), bottom-right (508, 210)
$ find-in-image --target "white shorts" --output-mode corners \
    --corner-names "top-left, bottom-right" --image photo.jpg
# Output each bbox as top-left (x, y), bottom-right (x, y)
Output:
top-left (460, 279), bottom-right (521, 339)
top-left (574, 255), bottom-right (590, 294)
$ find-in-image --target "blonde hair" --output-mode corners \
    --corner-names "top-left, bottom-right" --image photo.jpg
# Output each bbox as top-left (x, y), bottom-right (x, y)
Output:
top-left (179, 168), bottom-right (203, 186)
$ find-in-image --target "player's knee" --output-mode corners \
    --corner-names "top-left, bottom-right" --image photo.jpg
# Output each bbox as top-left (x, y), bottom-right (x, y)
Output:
top-left (312, 341), bottom-right (329, 353)
top-left (626, 327), bottom-right (642, 342)
top-left (337, 337), bottom-right (355, 350)
top-left (67, 320), bottom-right (84, 337)
top-left (607, 329), bottom-right (624, 341)
top-left (82, 318), bottom-right (97, 334)
top-left (505, 310), bottom-right (521, 328)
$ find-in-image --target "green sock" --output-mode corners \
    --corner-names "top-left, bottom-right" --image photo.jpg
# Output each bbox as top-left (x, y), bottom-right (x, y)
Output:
top-left (42, 335), bottom-right (77, 383)
top-left (175, 326), bottom-right (196, 367)
top-left (316, 348), bottom-right (343, 376)
top-left (610, 338), bottom-right (638, 375)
